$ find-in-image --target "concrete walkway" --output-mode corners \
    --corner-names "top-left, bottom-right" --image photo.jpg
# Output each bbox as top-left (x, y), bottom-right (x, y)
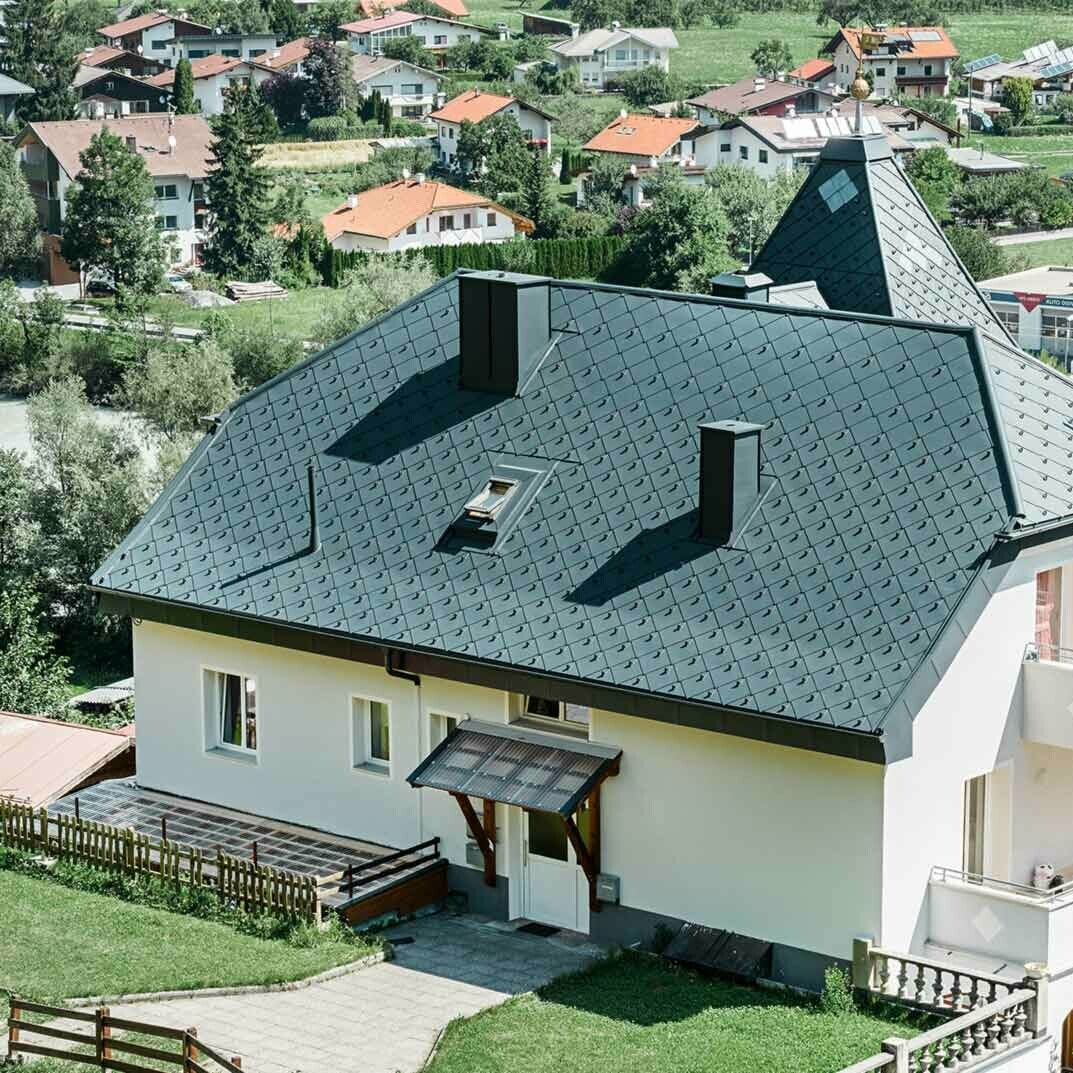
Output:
top-left (993, 226), bottom-right (1073, 246)
top-left (17, 914), bottom-right (599, 1073)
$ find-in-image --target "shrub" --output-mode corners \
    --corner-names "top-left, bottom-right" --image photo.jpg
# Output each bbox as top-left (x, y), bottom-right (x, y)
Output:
top-left (227, 323), bottom-right (306, 388)
top-left (820, 965), bottom-right (856, 1016)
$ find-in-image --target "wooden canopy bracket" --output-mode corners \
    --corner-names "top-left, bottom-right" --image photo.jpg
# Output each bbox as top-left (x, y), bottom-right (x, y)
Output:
top-left (563, 783), bottom-right (603, 913)
top-left (451, 792), bottom-right (496, 887)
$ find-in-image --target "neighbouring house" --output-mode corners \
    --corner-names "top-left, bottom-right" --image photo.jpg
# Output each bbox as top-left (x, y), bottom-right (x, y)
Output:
top-left (358, 0), bottom-right (470, 20)
top-left (321, 176), bottom-right (529, 250)
top-left (979, 265), bottom-right (1073, 358)
top-left (548, 24), bottom-right (678, 91)
top-left (429, 89), bottom-right (555, 165)
top-left (787, 56), bottom-right (837, 91)
top-left (826, 25), bottom-right (959, 98)
top-left (147, 55), bottom-right (272, 117)
top-left (15, 114), bottom-right (214, 282)
top-left (170, 31), bottom-right (280, 65)
top-left (579, 111), bottom-right (717, 175)
top-left (688, 75), bottom-right (840, 123)
top-left (255, 37), bottom-right (311, 76)
top-left (952, 95), bottom-right (1009, 133)
top-left (349, 54), bottom-right (444, 119)
top-left (90, 119), bottom-right (1073, 1054)
top-left (68, 677), bottom-right (136, 718)
top-left (944, 145), bottom-right (1029, 178)
top-left (342, 11), bottom-right (491, 58)
top-left (0, 712), bottom-right (135, 808)
top-left (967, 42), bottom-right (1073, 107)
top-left (96, 11), bottom-right (210, 64)
top-left (77, 44), bottom-right (165, 77)
top-left (0, 71), bottom-right (33, 125)
top-left (75, 64), bottom-right (170, 117)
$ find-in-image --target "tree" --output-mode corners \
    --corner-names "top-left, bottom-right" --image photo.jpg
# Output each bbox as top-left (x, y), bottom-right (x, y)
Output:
top-left (267, 0), bottom-right (307, 39)
top-left (0, 581), bottom-right (70, 717)
top-left (946, 225), bottom-right (1015, 281)
top-left (949, 175), bottom-right (1011, 229)
top-left (0, 0), bottom-right (80, 122)
top-left (455, 112), bottom-right (531, 189)
top-left (124, 340), bottom-right (238, 442)
top-left (1003, 76), bottom-right (1035, 126)
top-left (309, 0), bottom-right (354, 39)
top-left (583, 154), bottom-right (630, 218)
top-left (382, 34), bottom-right (433, 67)
top-left (303, 35), bottom-right (355, 117)
top-left (614, 167), bottom-right (735, 292)
top-left (313, 254), bottom-right (436, 342)
top-left (203, 84), bottom-right (272, 279)
top-left (905, 144), bottom-right (960, 222)
top-left (518, 148), bottom-right (558, 238)
top-left (171, 57), bottom-right (196, 114)
top-left (0, 141), bottom-right (40, 278)
top-left (262, 70), bottom-right (308, 128)
top-left (616, 66), bottom-right (678, 107)
top-left (897, 92), bottom-right (956, 128)
top-left (705, 163), bottom-right (804, 263)
top-left (750, 38), bottom-right (793, 79)
top-left (61, 128), bottom-right (165, 298)
top-left (571, 0), bottom-right (622, 31)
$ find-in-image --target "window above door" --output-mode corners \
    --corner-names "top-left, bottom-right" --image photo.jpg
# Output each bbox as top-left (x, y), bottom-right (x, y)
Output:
top-left (513, 694), bottom-right (590, 737)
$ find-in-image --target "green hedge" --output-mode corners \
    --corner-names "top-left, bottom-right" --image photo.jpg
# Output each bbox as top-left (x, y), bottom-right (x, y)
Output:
top-left (1003, 123), bottom-right (1073, 136)
top-left (320, 235), bottom-right (625, 287)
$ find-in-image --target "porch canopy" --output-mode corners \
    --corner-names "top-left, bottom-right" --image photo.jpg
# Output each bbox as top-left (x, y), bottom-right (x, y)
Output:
top-left (407, 720), bottom-right (621, 908)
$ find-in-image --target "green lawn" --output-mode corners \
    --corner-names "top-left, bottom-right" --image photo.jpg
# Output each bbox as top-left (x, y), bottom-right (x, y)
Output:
top-left (427, 952), bottom-right (922, 1073)
top-left (0, 870), bottom-right (376, 1002)
top-left (1005, 237), bottom-right (1073, 269)
top-left (968, 133), bottom-right (1073, 178)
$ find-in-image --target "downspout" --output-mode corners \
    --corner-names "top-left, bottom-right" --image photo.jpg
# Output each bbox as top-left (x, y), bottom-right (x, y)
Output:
top-left (306, 461), bottom-right (320, 555)
top-left (383, 648), bottom-right (424, 842)
top-left (384, 648), bottom-right (420, 687)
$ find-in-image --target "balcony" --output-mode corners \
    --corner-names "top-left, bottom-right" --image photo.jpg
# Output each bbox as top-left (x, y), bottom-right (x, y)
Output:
top-left (929, 865), bottom-right (1073, 975)
top-left (1023, 642), bottom-right (1073, 750)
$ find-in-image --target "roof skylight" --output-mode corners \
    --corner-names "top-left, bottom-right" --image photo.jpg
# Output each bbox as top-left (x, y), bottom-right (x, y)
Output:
top-left (463, 478), bottom-right (518, 520)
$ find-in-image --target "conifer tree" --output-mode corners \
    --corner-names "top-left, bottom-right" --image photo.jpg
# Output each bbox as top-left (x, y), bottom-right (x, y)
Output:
top-left (203, 84), bottom-right (271, 280)
top-left (173, 58), bottom-right (197, 114)
top-left (0, 0), bottom-right (79, 121)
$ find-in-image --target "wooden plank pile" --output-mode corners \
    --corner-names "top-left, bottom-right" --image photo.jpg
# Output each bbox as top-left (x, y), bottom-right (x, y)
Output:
top-left (225, 281), bottom-right (288, 302)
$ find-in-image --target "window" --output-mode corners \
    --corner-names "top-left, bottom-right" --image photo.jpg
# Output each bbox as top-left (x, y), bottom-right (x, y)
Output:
top-left (192, 181), bottom-right (205, 200)
top-left (758, 149), bottom-right (768, 163)
top-left (402, 83), bottom-right (423, 94)
top-left (614, 48), bottom-right (627, 60)
top-left (206, 670), bottom-right (257, 754)
top-left (132, 100), bottom-right (149, 113)
top-left (352, 697), bottom-right (391, 773)
top-left (521, 695), bottom-right (590, 731)
top-left (486, 211), bottom-right (497, 227)
top-left (439, 215), bottom-right (454, 231)
top-left (1036, 567), bottom-right (1063, 654)
top-left (249, 47), bottom-right (266, 57)
top-left (923, 63), bottom-right (932, 76)
top-left (154, 183), bottom-right (178, 200)
top-left (875, 66), bottom-right (886, 76)
top-left (1042, 312), bottom-right (1073, 343)
top-left (430, 712), bottom-right (458, 749)
top-left (462, 212), bottom-right (473, 227)
top-left (464, 477), bottom-right (516, 518)
top-left (152, 39), bottom-right (166, 49)
top-left (156, 214), bottom-right (178, 230)
top-left (739, 145), bottom-right (749, 160)
top-left (720, 142), bottom-right (731, 152)
top-left (372, 82), bottom-right (392, 94)
top-left (896, 64), bottom-right (906, 76)
top-left (434, 34), bottom-right (446, 44)
top-left (992, 306), bottom-right (1019, 334)
top-left (406, 221), bottom-right (418, 234)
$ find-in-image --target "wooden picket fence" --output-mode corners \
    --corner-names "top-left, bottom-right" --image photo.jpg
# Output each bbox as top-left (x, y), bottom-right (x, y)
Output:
top-left (7, 997), bottom-right (247, 1073)
top-left (0, 798), bottom-right (320, 921)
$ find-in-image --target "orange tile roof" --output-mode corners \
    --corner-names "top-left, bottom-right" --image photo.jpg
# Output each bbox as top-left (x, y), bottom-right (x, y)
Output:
top-left (582, 113), bottom-right (699, 157)
top-left (256, 37), bottom-right (311, 69)
top-left (148, 54), bottom-right (246, 85)
top-left (840, 26), bottom-right (958, 61)
top-left (790, 57), bottom-right (835, 80)
top-left (359, 0), bottom-right (469, 18)
top-left (428, 89), bottom-right (514, 124)
top-left (341, 10), bottom-right (425, 33)
top-left (97, 10), bottom-right (208, 39)
top-left (321, 178), bottom-right (529, 239)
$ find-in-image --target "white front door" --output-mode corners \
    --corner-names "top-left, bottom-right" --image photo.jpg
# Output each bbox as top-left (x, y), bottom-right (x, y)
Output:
top-left (523, 809), bottom-right (586, 932)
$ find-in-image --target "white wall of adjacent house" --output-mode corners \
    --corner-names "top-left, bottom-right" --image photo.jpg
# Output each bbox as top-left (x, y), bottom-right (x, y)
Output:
top-left (132, 618), bottom-right (886, 963)
top-left (192, 67), bottom-right (272, 116)
top-left (436, 104), bottom-right (552, 165)
top-left (329, 205), bottom-right (518, 252)
top-left (141, 22), bottom-right (180, 63)
top-left (348, 19), bottom-right (481, 56)
top-left (357, 63), bottom-right (441, 118)
top-left (558, 40), bottom-right (672, 90)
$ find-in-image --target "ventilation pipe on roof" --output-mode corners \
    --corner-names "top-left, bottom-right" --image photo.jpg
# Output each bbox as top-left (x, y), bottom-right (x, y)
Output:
top-left (619, 107), bottom-right (628, 118)
top-left (416, 172), bottom-right (426, 184)
top-left (709, 270), bottom-right (773, 302)
top-left (698, 421), bottom-right (764, 545)
top-left (347, 193), bottom-right (358, 209)
top-left (754, 76), bottom-right (765, 91)
top-left (459, 271), bottom-right (551, 396)
top-left (125, 134), bottom-right (137, 149)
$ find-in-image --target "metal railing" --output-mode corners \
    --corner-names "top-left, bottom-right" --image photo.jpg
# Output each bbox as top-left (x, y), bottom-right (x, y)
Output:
top-left (322, 837), bottom-right (440, 902)
top-left (1024, 640), bottom-right (1073, 665)
top-left (931, 863), bottom-right (1073, 906)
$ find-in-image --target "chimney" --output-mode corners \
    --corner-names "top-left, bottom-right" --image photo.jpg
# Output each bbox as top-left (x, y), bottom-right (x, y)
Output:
top-left (402, 166), bottom-right (411, 179)
top-left (125, 134), bottom-right (137, 149)
top-left (459, 271), bottom-right (551, 396)
top-left (347, 193), bottom-right (358, 209)
top-left (618, 108), bottom-right (628, 119)
top-left (416, 171), bottom-right (426, 184)
top-left (709, 271), bottom-right (773, 302)
top-left (698, 421), bottom-right (764, 545)
top-left (754, 76), bottom-right (765, 91)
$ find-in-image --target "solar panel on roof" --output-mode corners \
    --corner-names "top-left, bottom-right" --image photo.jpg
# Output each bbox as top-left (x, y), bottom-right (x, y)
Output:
top-left (781, 117), bottom-right (814, 140)
top-left (1024, 41), bottom-right (1057, 63)
top-left (861, 115), bottom-right (882, 134)
top-left (1056, 45), bottom-right (1073, 63)
top-left (908, 30), bottom-right (941, 41)
top-left (963, 53), bottom-right (1001, 73)
top-left (1040, 60), bottom-right (1073, 78)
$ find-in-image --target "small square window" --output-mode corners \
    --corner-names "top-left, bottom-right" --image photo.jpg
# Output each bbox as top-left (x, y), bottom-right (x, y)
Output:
top-left (521, 695), bottom-right (591, 731)
top-left (406, 221), bottom-right (418, 234)
top-left (487, 211), bottom-right (497, 227)
top-left (352, 696), bottom-right (391, 773)
top-left (430, 712), bottom-right (458, 750)
top-left (759, 149), bottom-right (768, 163)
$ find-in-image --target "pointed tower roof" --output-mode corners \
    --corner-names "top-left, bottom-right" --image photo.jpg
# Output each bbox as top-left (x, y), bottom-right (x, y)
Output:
top-left (752, 134), bottom-right (1008, 335)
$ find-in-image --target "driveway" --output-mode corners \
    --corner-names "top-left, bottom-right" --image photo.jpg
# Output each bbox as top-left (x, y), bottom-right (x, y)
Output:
top-left (25, 914), bottom-right (600, 1073)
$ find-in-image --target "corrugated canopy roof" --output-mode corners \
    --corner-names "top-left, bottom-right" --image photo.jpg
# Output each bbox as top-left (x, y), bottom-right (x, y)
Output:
top-left (408, 721), bottom-right (621, 814)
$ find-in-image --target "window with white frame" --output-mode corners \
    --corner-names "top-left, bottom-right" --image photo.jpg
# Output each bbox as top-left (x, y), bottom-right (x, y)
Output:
top-left (352, 696), bottom-right (391, 772)
top-left (205, 670), bottom-right (257, 753)
top-left (486, 211), bottom-right (497, 227)
top-left (430, 712), bottom-right (458, 750)
top-left (518, 695), bottom-right (590, 733)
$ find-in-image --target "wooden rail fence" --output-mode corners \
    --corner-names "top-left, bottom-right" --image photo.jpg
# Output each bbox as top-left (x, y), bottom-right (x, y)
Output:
top-left (7, 998), bottom-right (246, 1073)
top-left (0, 799), bottom-right (320, 922)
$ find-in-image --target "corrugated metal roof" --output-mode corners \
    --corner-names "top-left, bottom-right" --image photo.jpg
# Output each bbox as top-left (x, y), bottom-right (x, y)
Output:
top-left (408, 721), bottom-right (620, 814)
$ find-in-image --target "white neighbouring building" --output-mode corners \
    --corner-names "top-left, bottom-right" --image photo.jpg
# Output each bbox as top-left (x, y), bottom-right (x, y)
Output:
top-left (979, 265), bottom-right (1073, 362)
top-left (169, 32), bottom-right (281, 65)
top-left (342, 10), bottom-right (490, 58)
top-left (95, 11), bottom-right (210, 66)
top-left (349, 54), bottom-right (444, 120)
top-left (320, 177), bottom-right (530, 251)
top-left (967, 41), bottom-right (1073, 108)
top-left (429, 90), bottom-right (555, 166)
top-left (147, 55), bottom-right (273, 117)
top-left (14, 114), bottom-right (214, 282)
top-left (548, 24), bottom-right (678, 91)
top-left (827, 25), bottom-right (959, 99)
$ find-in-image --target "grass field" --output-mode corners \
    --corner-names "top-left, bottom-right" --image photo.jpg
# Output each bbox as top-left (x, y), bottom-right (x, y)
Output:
top-left (0, 869), bottom-right (376, 1001)
top-left (1005, 237), bottom-right (1073, 269)
top-left (969, 133), bottom-right (1073, 178)
top-left (426, 953), bottom-right (924, 1073)
top-left (260, 139), bottom-right (375, 169)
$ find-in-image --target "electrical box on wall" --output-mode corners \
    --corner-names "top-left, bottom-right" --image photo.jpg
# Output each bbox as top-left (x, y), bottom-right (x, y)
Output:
top-left (465, 840), bottom-right (484, 869)
top-left (596, 873), bottom-right (620, 904)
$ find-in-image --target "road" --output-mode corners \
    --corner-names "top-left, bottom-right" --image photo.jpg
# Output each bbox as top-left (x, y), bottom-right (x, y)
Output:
top-left (0, 393), bottom-right (150, 461)
top-left (993, 227), bottom-right (1073, 246)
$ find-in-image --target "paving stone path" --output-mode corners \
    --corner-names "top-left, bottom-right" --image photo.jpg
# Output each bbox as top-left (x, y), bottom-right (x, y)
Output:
top-left (17, 914), bottom-right (599, 1073)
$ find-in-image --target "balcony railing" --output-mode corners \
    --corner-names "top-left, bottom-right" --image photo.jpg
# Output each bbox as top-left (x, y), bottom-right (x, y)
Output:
top-left (931, 863), bottom-right (1073, 905)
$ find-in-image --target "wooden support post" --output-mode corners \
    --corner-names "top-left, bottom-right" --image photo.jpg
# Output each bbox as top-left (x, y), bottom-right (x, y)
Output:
top-left (451, 792), bottom-right (495, 887)
top-left (563, 814), bottom-right (599, 914)
top-left (232, 1058), bottom-right (242, 1070)
top-left (96, 1007), bottom-right (111, 1063)
top-left (587, 784), bottom-right (601, 913)
top-left (187, 1028), bottom-right (199, 1063)
top-left (9, 1000), bottom-right (20, 1047)
top-left (482, 798), bottom-right (496, 888)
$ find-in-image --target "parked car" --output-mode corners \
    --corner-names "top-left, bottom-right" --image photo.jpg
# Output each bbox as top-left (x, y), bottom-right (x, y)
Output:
top-left (164, 273), bottom-right (193, 294)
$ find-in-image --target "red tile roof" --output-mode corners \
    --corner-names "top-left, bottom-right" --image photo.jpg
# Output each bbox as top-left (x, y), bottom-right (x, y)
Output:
top-left (790, 57), bottom-right (836, 81)
top-left (583, 113), bottom-right (699, 157)
top-left (148, 54), bottom-right (246, 85)
top-left (839, 26), bottom-right (958, 61)
top-left (97, 11), bottom-right (208, 39)
top-left (256, 36), bottom-right (311, 69)
top-left (341, 10), bottom-right (425, 33)
top-left (358, 0), bottom-right (469, 18)
top-left (322, 178), bottom-right (528, 239)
